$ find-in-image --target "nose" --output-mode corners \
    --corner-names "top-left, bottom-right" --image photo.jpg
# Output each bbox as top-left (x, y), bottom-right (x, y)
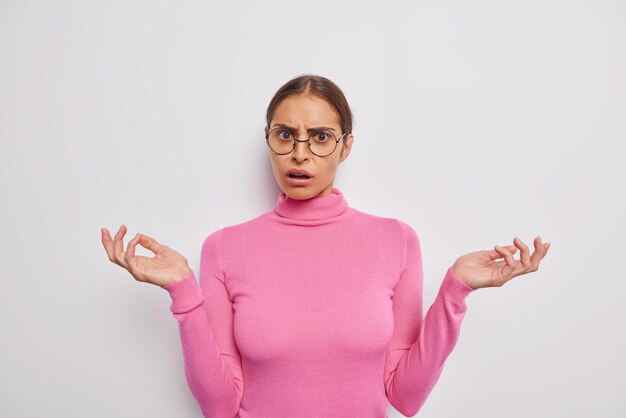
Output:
top-left (291, 137), bottom-right (311, 162)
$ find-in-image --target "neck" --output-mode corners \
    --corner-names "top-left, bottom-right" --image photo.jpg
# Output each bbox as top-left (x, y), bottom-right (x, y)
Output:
top-left (269, 187), bottom-right (354, 226)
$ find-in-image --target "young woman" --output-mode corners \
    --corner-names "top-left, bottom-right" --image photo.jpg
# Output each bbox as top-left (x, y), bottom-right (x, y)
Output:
top-left (101, 74), bottom-right (550, 418)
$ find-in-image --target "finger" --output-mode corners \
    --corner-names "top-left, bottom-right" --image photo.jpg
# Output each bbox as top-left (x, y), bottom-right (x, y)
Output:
top-left (101, 227), bottom-right (115, 261)
top-left (113, 224), bottom-right (129, 268)
top-left (530, 236), bottom-right (549, 268)
top-left (124, 233), bottom-right (142, 273)
top-left (540, 243), bottom-right (551, 261)
top-left (137, 233), bottom-right (166, 255)
top-left (538, 238), bottom-right (551, 255)
top-left (494, 245), bottom-right (516, 266)
top-left (514, 237), bottom-right (531, 268)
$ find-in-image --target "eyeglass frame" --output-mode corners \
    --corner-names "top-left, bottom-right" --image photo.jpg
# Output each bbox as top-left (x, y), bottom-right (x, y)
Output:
top-left (265, 126), bottom-right (349, 157)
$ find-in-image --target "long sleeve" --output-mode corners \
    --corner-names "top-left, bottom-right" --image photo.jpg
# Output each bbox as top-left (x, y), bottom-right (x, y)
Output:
top-left (162, 229), bottom-right (243, 418)
top-left (384, 220), bottom-right (475, 417)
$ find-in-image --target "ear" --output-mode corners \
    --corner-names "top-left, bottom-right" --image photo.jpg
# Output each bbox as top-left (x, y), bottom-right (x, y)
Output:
top-left (264, 126), bottom-right (269, 137)
top-left (339, 133), bottom-right (354, 163)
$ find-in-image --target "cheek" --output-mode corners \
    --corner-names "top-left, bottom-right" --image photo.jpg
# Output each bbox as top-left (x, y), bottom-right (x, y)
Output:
top-left (325, 156), bottom-right (341, 168)
top-left (269, 156), bottom-right (287, 177)
top-left (319, 160), bottom-right (339, 176)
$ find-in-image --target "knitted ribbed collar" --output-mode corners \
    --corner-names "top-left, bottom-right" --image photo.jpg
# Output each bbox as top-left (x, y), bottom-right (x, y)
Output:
top-left (270, 187), bottom-right (353, 225)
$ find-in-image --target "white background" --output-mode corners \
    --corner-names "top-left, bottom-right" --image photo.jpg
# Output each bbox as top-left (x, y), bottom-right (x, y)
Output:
top-left (1, 0), bottom-right (624, 417)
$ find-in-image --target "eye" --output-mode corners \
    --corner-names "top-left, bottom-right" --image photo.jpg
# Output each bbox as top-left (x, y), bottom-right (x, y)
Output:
top-left (278, 129), bottom-right (293, 140)
top-left (314, 131), bottom-right (329, 142)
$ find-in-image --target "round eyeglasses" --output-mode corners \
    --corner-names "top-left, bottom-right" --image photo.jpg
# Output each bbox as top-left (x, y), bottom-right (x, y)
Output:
top-left (265, 127), bottom-right (348, 157)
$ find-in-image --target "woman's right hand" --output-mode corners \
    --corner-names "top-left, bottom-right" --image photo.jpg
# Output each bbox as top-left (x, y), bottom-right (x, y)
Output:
top-left (101, 224), bottom-right (192, 288)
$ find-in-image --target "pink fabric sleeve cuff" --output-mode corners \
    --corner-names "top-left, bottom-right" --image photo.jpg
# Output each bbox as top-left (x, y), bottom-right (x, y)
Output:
top-left (162, 270), bottom-right (205, 314)
top-left (439, 266), bottom-right (476, 307)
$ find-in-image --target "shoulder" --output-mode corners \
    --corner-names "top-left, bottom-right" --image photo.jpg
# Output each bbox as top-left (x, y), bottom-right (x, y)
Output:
top-left (394, 218), bottom-right (419, 244)
top-left (350, 208), bottom-right (419, 244)
top-left (201, 211), bottom-right (269, 248)
top-left (207, 211), bottom-right (268, 235)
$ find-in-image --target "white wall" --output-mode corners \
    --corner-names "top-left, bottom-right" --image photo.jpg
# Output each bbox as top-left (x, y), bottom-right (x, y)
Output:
top-left (1, 0), bottom-right (624, 417)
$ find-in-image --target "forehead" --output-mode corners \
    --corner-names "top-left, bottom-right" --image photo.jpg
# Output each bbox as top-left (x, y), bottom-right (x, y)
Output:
top-left (272, 94), bottom-right (340, 129)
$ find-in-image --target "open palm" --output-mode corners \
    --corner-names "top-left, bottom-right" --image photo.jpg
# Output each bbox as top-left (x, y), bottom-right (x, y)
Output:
top-left (452, 236), bottom-right (551, 290)
top-left (101, 224), bottom-right (191, 288)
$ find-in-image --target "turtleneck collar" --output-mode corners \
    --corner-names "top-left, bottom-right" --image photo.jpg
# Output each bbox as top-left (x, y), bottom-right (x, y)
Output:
top-left (269, 187), bottom-right (355, 226)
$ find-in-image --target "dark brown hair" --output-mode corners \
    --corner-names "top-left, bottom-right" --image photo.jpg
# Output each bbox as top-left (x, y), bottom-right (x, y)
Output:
top-left (265, 74), bottom-right (354, 136)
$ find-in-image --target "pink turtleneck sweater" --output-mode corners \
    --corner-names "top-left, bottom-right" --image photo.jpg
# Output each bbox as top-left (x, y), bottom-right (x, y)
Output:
top-left (163, 187), bottom-right (475, 418)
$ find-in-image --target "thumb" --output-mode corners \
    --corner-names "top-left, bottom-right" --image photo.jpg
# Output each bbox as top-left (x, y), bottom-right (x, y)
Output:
top-left (136, 233), bottom-right (165, 255)
top-left (487, 245), bottom-right (518, 261)
top-left (486, 249), bottom-right (502, 261)
top-left (505, 245), bottom-right (518, 253)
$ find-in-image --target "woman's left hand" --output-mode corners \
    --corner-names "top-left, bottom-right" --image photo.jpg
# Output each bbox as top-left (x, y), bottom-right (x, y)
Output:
top-left (451, 236), bottom-right (551, 290)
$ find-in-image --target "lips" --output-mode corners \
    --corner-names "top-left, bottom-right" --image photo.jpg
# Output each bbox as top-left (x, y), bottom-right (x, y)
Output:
top-left (287, 169), bottom-right (312, 178)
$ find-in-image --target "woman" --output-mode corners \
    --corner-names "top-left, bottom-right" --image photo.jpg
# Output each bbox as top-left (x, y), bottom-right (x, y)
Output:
top-left (101, 74), bottom-right (550, 418)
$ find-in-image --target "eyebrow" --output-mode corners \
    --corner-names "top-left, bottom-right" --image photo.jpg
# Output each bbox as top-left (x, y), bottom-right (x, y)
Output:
top-left (271, 123), bottom-right (336, 132)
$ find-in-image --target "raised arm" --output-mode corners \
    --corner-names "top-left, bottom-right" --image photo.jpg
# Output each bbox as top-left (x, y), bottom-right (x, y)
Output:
top-left (383, 220), bottom-right (475, 416)
top-left (163, 229), bottom-right (243, 418)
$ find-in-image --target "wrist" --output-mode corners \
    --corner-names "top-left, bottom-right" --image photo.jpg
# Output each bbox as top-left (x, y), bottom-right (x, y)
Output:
top-left (163, 267), bottom-right (193, 287)
top-left (175, 266), bottom-right (192, 281)
top-left (451, 264), bottom-right (471, 287)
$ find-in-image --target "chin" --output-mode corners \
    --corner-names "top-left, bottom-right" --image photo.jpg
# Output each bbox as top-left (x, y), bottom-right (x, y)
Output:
top-left (281, 184), bottom-right (318, 200)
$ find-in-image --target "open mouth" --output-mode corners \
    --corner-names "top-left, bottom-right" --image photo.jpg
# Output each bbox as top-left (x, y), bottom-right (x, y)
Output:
top-left (288, 173), bottom-right (311, 179)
